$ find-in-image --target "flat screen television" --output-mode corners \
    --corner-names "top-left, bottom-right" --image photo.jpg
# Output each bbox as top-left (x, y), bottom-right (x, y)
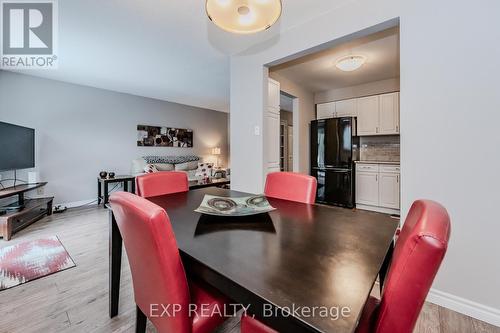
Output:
top-left (0, 121), bottom-right (35, 171)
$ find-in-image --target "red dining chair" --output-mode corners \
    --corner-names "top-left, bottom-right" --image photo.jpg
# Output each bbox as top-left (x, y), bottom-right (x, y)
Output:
top-left (241, 200), bottom-right (451, 333)
top-left (135, 171), bottom-right (189, 198)
top-left (109, 192), bottom-right (228, 333)
top-left (264, 172), bottom-right (317, 204)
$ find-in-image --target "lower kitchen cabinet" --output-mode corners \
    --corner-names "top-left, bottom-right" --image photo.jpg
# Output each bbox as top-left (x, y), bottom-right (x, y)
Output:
top-left (355, 163), bottom-right (400, 214)
top-left (378, 172), bottom-right (400, 209)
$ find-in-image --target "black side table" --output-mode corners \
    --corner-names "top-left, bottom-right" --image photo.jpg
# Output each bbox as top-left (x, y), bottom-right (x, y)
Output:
top-left (97, 175), bottom-right (136, 205)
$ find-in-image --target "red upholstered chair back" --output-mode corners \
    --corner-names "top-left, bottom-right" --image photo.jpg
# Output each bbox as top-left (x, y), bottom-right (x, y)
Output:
top-left (264, 172), bottom-right (317, 204)
top-left (109, 192), bottom-right (191, 333)
top-left (375, 200), bottom-right (451, 333)
top-left (135, 171), bottom-right (189, 198)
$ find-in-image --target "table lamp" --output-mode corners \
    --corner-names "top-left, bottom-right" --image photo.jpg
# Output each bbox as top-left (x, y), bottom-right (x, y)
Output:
top-left (212, 147), bottom-right (221, 168)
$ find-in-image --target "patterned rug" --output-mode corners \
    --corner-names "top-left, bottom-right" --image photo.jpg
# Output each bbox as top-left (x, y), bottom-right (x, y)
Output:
top-left (0, 236), bottom-right (76, 291)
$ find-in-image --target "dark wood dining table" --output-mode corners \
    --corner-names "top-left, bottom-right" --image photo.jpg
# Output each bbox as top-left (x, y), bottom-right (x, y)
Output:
top-left (108, 187), bottom-right (398, 333)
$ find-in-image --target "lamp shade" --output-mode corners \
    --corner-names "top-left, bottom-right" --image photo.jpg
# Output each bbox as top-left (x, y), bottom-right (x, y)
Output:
top-left (206, 0), bottom-right (282, 34)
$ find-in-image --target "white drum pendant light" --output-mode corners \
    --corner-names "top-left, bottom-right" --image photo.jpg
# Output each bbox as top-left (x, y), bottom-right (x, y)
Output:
top-left (206, 0), bottom-right (282, 34)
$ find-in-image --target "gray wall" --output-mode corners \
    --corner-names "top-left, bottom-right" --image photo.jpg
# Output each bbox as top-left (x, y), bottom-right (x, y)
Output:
top-left (0, 71), bottom-right (229, 205)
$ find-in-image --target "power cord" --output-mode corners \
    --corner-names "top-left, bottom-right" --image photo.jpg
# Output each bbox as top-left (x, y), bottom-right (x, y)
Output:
top-left (53, 183), bottom-right (122, 212)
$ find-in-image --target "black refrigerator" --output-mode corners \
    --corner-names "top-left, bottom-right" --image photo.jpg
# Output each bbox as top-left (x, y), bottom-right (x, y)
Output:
top-left (310, 117), bottom-right (359, 208)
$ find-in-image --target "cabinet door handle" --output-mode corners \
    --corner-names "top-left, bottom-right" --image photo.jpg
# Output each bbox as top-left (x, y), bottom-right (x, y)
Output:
top-left (376, 127), bottom-right (379, 133)
top-left (376, 174), bottom-right (378, 181)
top-left (396, 125), bottom-right (399, 132)
top-left (397, 175), bottom-right (399, 183)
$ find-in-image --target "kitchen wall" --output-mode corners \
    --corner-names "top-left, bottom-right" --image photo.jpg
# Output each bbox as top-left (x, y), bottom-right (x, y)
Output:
top-left (0, 71), bottom-right (229, 205)
top-left (230, 0), bottom-right (500, 325)
top-left (359, 136), bottom-right (400, 162)
top-left (315, 78), bottom-right (400, 104)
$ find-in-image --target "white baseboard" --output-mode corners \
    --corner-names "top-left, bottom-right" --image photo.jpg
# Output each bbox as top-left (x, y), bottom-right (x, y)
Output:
top-left (427, 288), bottom-right (500, 327)
top-left (356, 204), bottom-right (400, 215)
top-left (55, 198), bottom-right (98, 209)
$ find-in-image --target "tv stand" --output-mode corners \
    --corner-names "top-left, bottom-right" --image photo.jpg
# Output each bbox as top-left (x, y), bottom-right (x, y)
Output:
top-left (0, 183), bottom-right (53, 241)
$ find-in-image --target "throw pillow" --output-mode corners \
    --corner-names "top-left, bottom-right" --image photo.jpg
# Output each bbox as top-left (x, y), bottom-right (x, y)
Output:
top-left (175, 161), bottom-right (199, 171)
top-left (154, 163), bottom-right (175, 171)
top-left (195, 162), bottom-right (214, 178)
top-left (144, 164), bottom-right (158, 173)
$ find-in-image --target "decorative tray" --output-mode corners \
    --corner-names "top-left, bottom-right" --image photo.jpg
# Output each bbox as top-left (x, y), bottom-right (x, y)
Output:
top-left (194, 194), bottom-right (275, 217)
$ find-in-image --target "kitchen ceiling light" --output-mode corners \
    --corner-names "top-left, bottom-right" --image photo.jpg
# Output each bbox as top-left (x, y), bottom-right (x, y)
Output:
top-left (335, 55), bottom-right (367, 72)
top-left (206, 0), bottom-right (282, 34)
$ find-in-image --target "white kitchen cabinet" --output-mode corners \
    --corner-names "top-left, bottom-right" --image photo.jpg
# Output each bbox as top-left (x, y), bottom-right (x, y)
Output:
top-left (316, 102), bottom-right (335, 119)
top-left (378, 172), bottom-right (400, 209)
top-left (335, 98), bottom-right (357, 117)
top-left (317, 92), bottom-right (400, 135)
top-left (379, 92), bottom-right (400, 134)
top-left (356, 163), bottom-right (400, 213)
top-left (357, 95), bottom-right (379, 135)
top-left (268, 78), bottom-right (280, 110)
top-left (266, 79), bottom-right (281, 174)
top-left (355, 171), bottom-right (379, 206)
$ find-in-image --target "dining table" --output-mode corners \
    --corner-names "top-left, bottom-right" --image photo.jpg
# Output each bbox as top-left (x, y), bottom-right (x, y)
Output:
top-left (108, 187), bottom-right (398, 333)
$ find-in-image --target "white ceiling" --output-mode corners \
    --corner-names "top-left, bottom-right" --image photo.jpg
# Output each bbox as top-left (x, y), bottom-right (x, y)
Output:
top-left (270, 27), bottom-right (400, 93)
top-left (5, 0), bottom-right (352, 112)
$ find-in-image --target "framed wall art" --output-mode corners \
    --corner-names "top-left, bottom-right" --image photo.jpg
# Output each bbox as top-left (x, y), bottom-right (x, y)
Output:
top-left (137, 125), bottom-right (193, 148)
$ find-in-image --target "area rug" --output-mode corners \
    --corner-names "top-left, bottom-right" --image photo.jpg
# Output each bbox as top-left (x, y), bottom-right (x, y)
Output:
top-left (0, 236), bottom-right (76, 291)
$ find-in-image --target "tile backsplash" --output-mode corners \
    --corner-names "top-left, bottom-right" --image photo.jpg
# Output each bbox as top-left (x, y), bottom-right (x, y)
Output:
top-left (359, 135), bottom-right (400, 162)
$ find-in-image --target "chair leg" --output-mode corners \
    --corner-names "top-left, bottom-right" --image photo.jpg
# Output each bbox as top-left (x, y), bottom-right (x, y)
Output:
top-left (136, 305), bottom-right (147, 333)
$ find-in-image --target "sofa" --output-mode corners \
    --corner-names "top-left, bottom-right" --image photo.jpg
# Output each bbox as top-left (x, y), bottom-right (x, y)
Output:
top-left (131, 156), bottom-right (210, 181)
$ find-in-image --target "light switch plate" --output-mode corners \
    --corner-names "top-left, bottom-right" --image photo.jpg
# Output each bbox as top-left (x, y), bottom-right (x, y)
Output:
top-left (254, 126), bottom-right (260, 136)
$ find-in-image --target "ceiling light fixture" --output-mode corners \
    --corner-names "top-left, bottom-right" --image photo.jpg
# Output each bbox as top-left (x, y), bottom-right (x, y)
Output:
top-left (335, 55), bottom-right (367, 72)
top-left (206, 0), bottom-right (282, 34)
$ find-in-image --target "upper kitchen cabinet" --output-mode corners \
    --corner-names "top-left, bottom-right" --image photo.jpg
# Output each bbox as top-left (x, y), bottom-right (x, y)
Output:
top-left (268, 78), bottom-right (281, 111)
top-left (357, 95), bottom-right (380, 135)
top-left (379, 92), bottom-right (400, 134)
top-left (315, 92), bottom-right (400, 136)
top-left (357, 92), bottom-right (400, 136)
top-left (316, 102), bottom-right (335, 119)
top-left (335, 98), bottom-right (357, 117)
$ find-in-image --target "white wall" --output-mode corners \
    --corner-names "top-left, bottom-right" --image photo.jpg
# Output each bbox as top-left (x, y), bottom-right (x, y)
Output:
top-left (230, 0), bottom-right (500, 326)
top-left (315, 78), bottom-right (400, 104)
top-left (0, 71), bottom-right (229, 205)
top-left (270, 72), bottom-right (315, 174)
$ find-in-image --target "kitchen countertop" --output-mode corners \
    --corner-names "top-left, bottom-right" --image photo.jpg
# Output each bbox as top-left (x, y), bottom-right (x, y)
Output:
top-left (355, 160), bottom-right (400, 165)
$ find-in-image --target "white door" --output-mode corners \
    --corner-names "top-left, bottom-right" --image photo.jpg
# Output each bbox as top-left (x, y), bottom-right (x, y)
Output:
top-left (266, 79), bottom-right (281, 174)
top-left (357, 95), bottom-right (379, 135)
top-left (379, 172), bottom-right (400, 209)
top-left (379, 92), bottom-right (399, 134)
top-left (335, 98), bottom-right (357, 117)
top-left (316, 102), bottom-right (335, 119)
top-left (355, 172), bottom-right (379, 206)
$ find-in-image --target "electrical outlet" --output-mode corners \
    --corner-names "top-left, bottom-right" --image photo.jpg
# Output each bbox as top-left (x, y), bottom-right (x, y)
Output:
top-left (37, 187), bottom-right (44, 195)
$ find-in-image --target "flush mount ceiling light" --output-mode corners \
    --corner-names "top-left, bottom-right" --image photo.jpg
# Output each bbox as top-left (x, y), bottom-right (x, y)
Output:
top-left (335, 55), bottom-right (367, 72)
top-left (206, 0), bottom-right (282, 34)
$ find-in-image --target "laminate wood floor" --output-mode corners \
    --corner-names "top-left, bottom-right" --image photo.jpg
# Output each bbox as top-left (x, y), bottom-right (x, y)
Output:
top-left (0, 206), bottom-right (498, 333)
